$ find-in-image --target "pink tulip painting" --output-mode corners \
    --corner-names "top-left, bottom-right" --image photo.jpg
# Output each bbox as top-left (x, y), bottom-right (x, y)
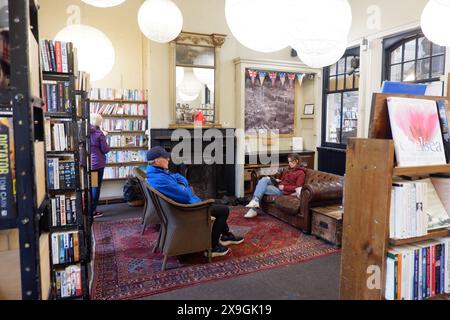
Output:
top-left (395, 107), bottom-right (439, 145)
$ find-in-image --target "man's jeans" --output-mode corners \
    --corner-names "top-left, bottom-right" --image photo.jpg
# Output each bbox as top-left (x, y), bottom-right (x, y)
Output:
top-left (253, 177), bottom-right (283, 201)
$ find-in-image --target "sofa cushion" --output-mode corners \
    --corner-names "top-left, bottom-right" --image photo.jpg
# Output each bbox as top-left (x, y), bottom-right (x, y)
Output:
top-left (274, 195), bottom-right (301, 216)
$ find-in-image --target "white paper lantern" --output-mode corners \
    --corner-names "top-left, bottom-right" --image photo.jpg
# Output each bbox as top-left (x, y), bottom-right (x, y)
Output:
top-left (176, 67), bottom-right (185, 87)
top-left (138, 0), bottom-right (183, 43)
top-left (81, 0), bottom-right (126, 8)
top-left (193, 68), bottom-right (214, 87)
top-left (295, 40), bottom-right (347, 68)
top-left (225, 0), bottom-right (290, 53)
top-left (55, 24), bottom-right (115, 81)
top-left (289, 0), bottom-right (352, 56)
top-left (178, 70), bottom-right (203, 97)
top-left (421, 0), bottom-right (450, 47)
top-left (178, 91), bottom-right (199, 102)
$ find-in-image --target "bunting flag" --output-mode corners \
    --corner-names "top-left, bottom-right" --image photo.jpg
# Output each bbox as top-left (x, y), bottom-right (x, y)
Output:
top-left (258, 71), bottom-right (267, 86)
top-left (268, 72), bottom-right (278, 88)
top-left (278, 72), bottom-right (286, 87)
top-left (288, 73), bottom-right (296, 89)
top-left (297, 73), bottom-right (306, 88)
top-left (248, 69), bottom-right (258, 87)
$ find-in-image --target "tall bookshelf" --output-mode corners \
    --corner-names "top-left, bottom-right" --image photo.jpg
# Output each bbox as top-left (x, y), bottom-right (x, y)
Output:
top-left (42, 50), bottom-right (90, 299)
top-left (89, 90), bottom-right (149, 186)
top-left (340, 93), bottom-right (450, 300)
top-left (0, 0), bottom-right (52, 300)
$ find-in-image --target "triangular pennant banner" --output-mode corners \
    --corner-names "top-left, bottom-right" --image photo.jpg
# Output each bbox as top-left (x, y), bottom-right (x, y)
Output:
top-left (297, 73), bottom-right (306, 88)
top-left (248, 69), bottom-right (258, 87)
top-left (288, 73), bottom-right (296, 89)
top-left (258, 72), bottom-right (267, 86)
top-left (279, 72), bottom-right (286, 87)
top-left (268, 72), bottom-right (278, 88)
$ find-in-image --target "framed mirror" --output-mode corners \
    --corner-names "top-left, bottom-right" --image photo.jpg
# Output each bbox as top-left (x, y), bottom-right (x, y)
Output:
top-left (169, 32), bottom-right (226, 128)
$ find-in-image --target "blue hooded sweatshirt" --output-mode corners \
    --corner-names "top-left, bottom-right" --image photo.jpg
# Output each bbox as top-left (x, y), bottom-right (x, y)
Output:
top-left (146, 165), bottom-right (202, 205)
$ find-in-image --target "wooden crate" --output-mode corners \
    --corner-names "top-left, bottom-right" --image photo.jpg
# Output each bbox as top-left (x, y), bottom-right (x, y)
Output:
top-left (311, 205), bottom-right (343, 247)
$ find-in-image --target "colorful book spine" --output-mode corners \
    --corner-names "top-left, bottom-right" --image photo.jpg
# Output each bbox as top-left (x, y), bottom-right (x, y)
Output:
top-left (436, 100), bottom-right (450, 163)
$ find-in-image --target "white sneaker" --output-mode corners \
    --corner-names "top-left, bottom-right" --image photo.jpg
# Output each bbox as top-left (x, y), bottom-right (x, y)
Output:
top-left (244, 209), bottom-right (258, 219)
top-left (246, 199), bottom-right (260, 208)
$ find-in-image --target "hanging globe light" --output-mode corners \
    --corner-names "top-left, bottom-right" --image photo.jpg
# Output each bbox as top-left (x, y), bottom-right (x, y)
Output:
top-left (178, 91), bottom-right (199, 102)
top-left (176, 67), bottom-right (185, 87)
top-left (55, 24), bottom-right (115, 81)
top-left (289, 0), bottom-right (352, 60)
top-left (81, 0), bottom-right (126, 8)
top-left (178, 69), bottom-right (203, 97)
top-left (421, 0), bottom-right (450, 47)
top-left (225, 0), bottom-right (290, 53)
top-left (295, 40), bottom-right (347, 68)
top-left (138, 0), bottom-right (183, 43)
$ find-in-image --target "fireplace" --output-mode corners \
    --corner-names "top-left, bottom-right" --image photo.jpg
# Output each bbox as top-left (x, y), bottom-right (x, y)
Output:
top-left (151, 129), bottom-right (236, 199)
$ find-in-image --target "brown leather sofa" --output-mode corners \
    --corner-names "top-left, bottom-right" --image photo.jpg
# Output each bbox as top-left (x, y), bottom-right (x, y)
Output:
top-left (251, 168), bottom-right (344, 234)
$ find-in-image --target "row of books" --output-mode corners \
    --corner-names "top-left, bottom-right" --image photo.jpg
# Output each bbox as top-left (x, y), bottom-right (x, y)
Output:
top-left (89, 88), bottom-right (147, 101)
top-left (103, 119), bottom-right (147, 132)
top-left (90, 103), bottom-right (148, 116)
top-left (54, 265), bottom-right (82, 299)
top-left (104, 166), bottom-right (136, 180)
top-left (107, 135), bottom-right (146, 148)
top-left (51, 231), bottom-right (80, 265)
top-left (40, 40), bottom-right (75, 74)
top-left (47, 158), bottom-right (76, 190)
top-left (50, 195), bottom-right (77, 227)
top-left (390, 179), bottom-right (429, 240)
top-left (106, 150), bottom-right (147, 164)
top-left (0, 118), bottom-right (15, 221)
top-left (387, 98), bottom-right (450, 167)
top-left (385, 238), bottom-right (450, 300)
top-left (44, 121), bottom-right (74, 152)
top-left (42, 80), bottom-right (71, 113)
top-left (76, 71), bottom-right (90, 92)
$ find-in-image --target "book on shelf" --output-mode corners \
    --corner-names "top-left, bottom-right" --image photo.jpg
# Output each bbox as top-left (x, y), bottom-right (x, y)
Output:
top-left (44, 120), bottom-right (75, 152)
top-left (385, 237), bottom-right (450, 300)
top-left (76, 71), bottom-right (90, 92)
top-left (54, 264), bottom-right (82, 299)
top-left (436, 100), bottom-right (450, 163)
top-left (107, 135), bottom-right (146, 148)
top-left (47, 158), bottom-right (76, 190)
top-left (106, 150), bottom-right (147, 164)
top-left (40, 40), bottom-right (75, 74)
top-left (90, 102), bottom-right (147, 116)
top-left (104, 166), bottom-right (135, 180)
top-left (89, 88), bottom-right (147, 101)
top-left (387, 97), bottom-right (447, 167)
top-left (0, 117), bottom-right (15, 221)
top-left (51, 231), bottom-right (80, 265)
top-left (42, 79), bottom-right (71, 113)
top-left (103, 119), bottom-right (147, 132)
top-left (50, 195), bottom-right (77, 227)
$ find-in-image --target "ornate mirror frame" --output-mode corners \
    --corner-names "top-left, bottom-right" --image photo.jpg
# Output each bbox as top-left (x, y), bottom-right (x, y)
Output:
top-left (169, 31), bottom-right (226, 128)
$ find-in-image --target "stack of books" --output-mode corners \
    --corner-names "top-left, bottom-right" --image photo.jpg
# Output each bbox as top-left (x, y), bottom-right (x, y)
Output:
top-left (54, 265), bottom-right (82, 299)
top-left (49, 195), bottom-right (77, 227)
top-left (47, 158), bottom-right (76, 190)
top-left (44, 121), bottom-right (74, 151)
top-left (42, 80), bottom-right (71, 113)
top-left (51, 231), bottom-right (80, 265)
top-left (40, 40), bottom-right (75, 74)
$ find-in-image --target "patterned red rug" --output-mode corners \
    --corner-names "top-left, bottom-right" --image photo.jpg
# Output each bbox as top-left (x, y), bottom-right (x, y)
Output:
top-left (91, 207), bottom-right (340, 300)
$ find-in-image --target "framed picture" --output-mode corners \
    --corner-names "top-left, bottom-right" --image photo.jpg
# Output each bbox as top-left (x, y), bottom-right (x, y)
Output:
top-left (304, 104), bottom-right (314, 116)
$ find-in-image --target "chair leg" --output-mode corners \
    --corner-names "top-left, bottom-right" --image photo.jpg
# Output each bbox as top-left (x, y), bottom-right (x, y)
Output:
top-left (153, 229), bottom-right (162, 253)
top-left (207, 249), bottom-right (212, 263)
top-left (162, 255), bottom-right (168, 271)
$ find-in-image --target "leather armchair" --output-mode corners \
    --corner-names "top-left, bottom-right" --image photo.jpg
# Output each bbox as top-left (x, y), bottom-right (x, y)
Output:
top-left (251, 168), bottom-right (344, 234)
top-left (134, 168), bottom-right (160, 235)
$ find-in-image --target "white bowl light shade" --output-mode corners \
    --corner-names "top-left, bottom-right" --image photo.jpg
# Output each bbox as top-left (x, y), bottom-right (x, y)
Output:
top-left (421, 0), bottom-right (450, 47)
top-left (81, 0), bottom-right (126, 8)
top-left (178, 70), bottom-right (203, 97)
top-left (176, 67), bottom-right (185, 87)
top-left (225, 0), bottom-right (290, 53)
top-left (295, 40), bottom-right (347, 68)
top-left (289, 0), bottom-right (352, 58)
top-left (55, 24), bottom-right (115, 82)
top-left (193, 68), bottom-right (214, 87)
top-left (138, 0), bottom-right (183, 43)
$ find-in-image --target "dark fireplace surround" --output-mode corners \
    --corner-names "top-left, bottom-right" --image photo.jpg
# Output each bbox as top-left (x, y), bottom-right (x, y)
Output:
top-left (150, 129), bottom-right (236, 200)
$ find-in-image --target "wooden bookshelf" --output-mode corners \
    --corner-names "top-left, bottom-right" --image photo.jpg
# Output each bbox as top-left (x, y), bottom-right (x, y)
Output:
top-left (110, 146), bottom-right (147, 151)
top-left (108, 131), bottom-right (146, 135)
top-left (389, 228), bottom-right (450, 246)
top-left (393, 164), bottom-right (450, 176)
top-left (97, 114), bottom-right (147, 119)
top-left (106, 162), bottom-right (147, 167)
top-left (89, 99), bottom-right (148, 104)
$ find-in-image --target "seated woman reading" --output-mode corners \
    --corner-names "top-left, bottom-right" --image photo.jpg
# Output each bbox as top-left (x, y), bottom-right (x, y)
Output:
top-left (146, 146), bottom-right (244, 258)
top-left (245, 154), bottom-right (306, 219)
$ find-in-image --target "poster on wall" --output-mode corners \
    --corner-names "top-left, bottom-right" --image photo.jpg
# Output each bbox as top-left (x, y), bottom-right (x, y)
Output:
top-left (245, 69), bottom-right (301, 136)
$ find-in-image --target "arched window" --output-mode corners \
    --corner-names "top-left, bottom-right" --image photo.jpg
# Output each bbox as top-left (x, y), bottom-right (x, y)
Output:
top-left (385, 31), bottom-right (446, 95)
top-left (322, 47), bottom-right (360, 147)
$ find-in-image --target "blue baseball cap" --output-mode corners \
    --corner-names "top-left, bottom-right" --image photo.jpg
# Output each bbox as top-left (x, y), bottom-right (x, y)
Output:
top-left (147, 146), bottom-right (171, 161)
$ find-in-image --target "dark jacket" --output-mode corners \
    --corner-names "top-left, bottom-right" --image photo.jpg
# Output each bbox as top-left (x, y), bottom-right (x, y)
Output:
top-left (280, 167), bottom-right (306, 195)
top-left (146, 165), bottom-right (202, 204)
top-left (90, 125), bottom-right (110, 170)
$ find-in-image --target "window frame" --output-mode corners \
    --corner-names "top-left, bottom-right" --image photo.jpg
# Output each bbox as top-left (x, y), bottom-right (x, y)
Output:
top-left (321, 46), bottom-right (360, 149)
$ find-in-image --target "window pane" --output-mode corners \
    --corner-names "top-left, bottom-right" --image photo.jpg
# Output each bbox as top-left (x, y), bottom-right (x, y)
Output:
top-left (417, 37), bottom-right (431, 58)
top-left (403, 61), bottom-right (416, 81)
top-left (342, 91), bottom-right (359, 145)
top-left (391, 45), bottom-right (403, 64)
top-left (329, 76), bottom-right (337, 91)
top-left (337, 58), bottom-right (346, 74)
top-left (404, 39), bottom-right (416, 61)
top-left (432, 43), bottom-right (445, 56)
top-left (346, 56), bottom-right (354, 73)
top-left (354, 73), bottom-right (360, 89)
top-left (390, 64), bottom-right (402, 81)
top-left (329, 63), bottom-right (337, 76)
top-left (432, 55), bottom-right (445, 78)
top-left (337, 75), bottom-right (345, 91)
top-left (416, 58), bottom-right (431, 80)
top-left (346, 75), bottom-right (354, 90)
top-left (326, 93), bottom-right (342, 144)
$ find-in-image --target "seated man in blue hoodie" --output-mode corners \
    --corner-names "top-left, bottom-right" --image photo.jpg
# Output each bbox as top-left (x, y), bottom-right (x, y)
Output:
top-left (146, 146), bottom-right (244, 257)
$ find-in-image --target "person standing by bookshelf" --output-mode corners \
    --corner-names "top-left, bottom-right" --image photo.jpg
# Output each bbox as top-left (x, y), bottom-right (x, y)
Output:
top-left (90, 114), bottom-right (110, 218)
